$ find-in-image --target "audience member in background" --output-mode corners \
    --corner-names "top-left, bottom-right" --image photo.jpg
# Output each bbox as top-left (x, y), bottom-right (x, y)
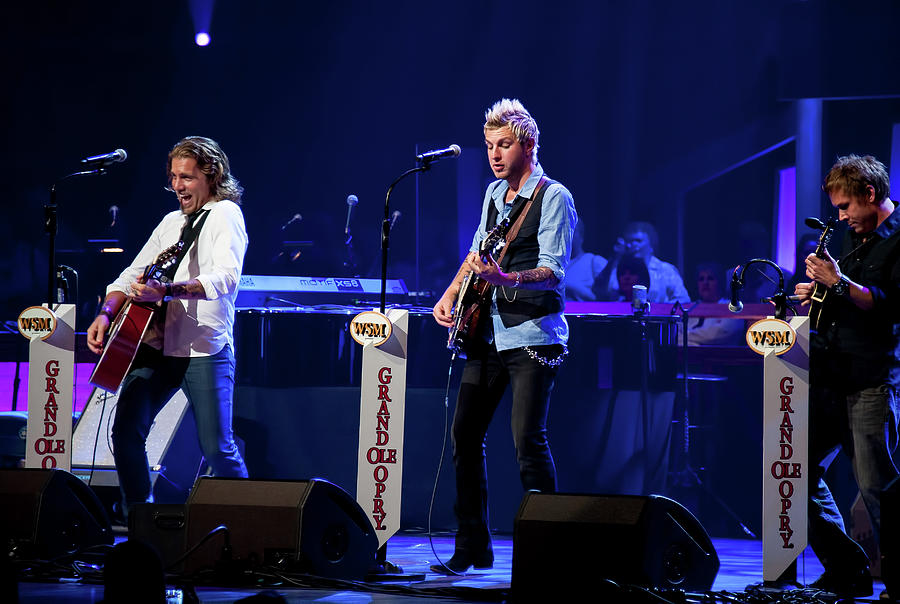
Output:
top-left (592, 221), bottom-right (690, 303)
top-left (684, 262), bottom-right (745, 346)
top-left (615, 254), bottom-right (650, 301)
top-left (565, 220), bottom-right (607, 301)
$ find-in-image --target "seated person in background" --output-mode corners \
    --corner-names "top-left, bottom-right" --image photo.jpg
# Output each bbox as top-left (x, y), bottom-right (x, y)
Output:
top-left (592, 221), bottom-right (690, 303)
top-left (684, 262), bottom-right (745, 346)
top-left (565, 220), bottom-right (608, 301)
top-left (615, 254), bottom-right (650, 301)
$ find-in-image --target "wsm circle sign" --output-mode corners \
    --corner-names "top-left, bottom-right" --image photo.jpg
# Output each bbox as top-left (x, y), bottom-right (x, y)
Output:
top-left (745, 318), bottom-right (796, 356)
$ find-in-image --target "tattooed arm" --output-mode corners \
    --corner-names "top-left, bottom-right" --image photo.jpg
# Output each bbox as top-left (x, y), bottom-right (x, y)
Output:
top-left (131, 278), bottom-right (208, 302)
top-left (469, 256), bottom-right (560, 290)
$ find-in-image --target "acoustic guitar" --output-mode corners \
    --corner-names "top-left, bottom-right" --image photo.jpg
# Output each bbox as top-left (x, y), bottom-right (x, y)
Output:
top-left (89, 242), bottom-right (183, 392)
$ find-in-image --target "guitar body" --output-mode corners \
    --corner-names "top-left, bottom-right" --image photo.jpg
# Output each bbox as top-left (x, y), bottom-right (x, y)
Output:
top-left (447, 273), bottom-right (493, 356)
top-left (808, 282), bottom-right (828, 330)
top-left (447, 218), bottom-right (511, 356)
top-left (89, 301), bottom-right (156, 392)
top-left (89, 242), bottom-right (183, 393)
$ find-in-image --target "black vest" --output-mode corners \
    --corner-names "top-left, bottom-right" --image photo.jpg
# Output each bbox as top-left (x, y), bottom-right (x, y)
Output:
top-left (485, 178), bottom-right (565, 328)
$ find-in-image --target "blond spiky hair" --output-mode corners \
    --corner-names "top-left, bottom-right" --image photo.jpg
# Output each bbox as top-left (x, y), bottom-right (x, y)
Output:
top-left (484, 98), bottom-right (539, 163)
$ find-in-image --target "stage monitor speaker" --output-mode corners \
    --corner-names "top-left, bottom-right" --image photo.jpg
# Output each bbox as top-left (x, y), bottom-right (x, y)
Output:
top-left (0, 468), bottom-right (114, 559)
top-left (512, 493), bottom-right (719, 601)
top-left (72, 388), bottom-right (204, 520)
top-left (182, 477), bottom-right (377, 579)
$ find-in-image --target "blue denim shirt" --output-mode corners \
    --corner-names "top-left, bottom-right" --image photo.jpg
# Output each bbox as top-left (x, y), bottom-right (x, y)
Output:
top-left (469, 164), bottom-right (576, 351)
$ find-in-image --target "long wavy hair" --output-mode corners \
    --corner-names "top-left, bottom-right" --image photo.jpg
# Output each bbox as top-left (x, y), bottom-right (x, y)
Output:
top-left (167, 136), bottom-right (244, 204)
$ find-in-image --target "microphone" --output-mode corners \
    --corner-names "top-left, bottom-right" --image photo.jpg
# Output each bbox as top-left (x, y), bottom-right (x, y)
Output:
top-left (389, 210), bottom-right (401, 231)
top-left (81, 149), bottom-right (127, 166)
top-left (109, 205), bottom-right (119, 227)
top-left (728, 268), bottom-right (743, 313)
top-left (416, 144), bottom-right (461, 164)
top-left (345, 194), bottom-right (358, 235)
top-left (805, 216), bottom-right (826, 230)
top-left (280, 213), bottom-right (302, 230)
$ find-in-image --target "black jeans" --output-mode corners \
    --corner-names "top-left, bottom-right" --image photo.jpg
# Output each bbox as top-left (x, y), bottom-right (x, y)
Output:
top-left (451, 342), bottom-right (562, 554)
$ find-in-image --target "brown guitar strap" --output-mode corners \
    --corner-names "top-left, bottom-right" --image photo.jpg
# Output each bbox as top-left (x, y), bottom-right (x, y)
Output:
top-left (495, 176), bottom-right (548, 266)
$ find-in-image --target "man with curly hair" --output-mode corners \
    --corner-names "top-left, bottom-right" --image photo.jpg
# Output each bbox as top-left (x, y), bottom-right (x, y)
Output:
top-left (87, 136), bottom-right (249, 515)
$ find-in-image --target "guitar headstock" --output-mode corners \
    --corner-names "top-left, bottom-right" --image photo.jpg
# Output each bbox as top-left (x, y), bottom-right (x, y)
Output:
top-left (814, 216), bottom-right (836, 258)
top-left (479, 218), bottom-right (511, 260)
top-left (142, 242), bottom-right (185, 283)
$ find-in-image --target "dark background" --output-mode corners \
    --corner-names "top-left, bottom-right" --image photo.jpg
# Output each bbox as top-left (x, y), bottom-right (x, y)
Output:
top-left (3, 1), bottom-right (900, 537)
top-left (4, 1), bottom-right (900, 317)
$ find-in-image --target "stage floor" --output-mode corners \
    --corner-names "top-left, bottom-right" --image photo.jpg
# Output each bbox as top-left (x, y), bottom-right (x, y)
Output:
top-left (15, 531), bottom-right (888, 603)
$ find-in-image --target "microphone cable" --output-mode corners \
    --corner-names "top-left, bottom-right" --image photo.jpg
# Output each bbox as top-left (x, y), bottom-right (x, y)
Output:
top-left (426, 351), bottom-right (465, 576)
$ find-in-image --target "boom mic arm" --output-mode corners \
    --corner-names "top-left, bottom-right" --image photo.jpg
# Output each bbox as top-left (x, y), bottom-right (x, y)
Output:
top-left (730, 258), bottom-right (788, 320)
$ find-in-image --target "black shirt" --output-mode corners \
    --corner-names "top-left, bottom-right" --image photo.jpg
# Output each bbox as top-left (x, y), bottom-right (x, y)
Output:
top-left (812, 204), bottom-right (900, 394)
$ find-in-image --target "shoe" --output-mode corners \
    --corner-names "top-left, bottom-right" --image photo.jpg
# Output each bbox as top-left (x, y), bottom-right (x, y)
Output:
top-left (881, 588), bottom-right (894, 601)
top-left (429, 550), bottom-right (493, 575)
top-left (809, 567), bottom-right (873, 598)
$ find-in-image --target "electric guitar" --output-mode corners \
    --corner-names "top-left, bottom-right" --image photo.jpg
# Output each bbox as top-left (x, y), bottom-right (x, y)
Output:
top-left (807, 216), bottom-right (836, 331)
top-left (447, 218), bottom-right (511, 357)
top-left (89, 242), bottom-right (183, 393)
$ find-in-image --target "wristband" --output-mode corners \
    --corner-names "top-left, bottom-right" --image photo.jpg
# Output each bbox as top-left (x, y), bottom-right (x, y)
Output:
top-left (513, 272), bottom-right (521, 288)
top-left (164, 282), bottom-right (174, 299)
top-left (99, 307), bottom-right (115, 321)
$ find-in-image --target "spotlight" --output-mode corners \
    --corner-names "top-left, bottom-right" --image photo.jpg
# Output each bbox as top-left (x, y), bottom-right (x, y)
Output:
top-left (195, 32), bottom-right (210, 47)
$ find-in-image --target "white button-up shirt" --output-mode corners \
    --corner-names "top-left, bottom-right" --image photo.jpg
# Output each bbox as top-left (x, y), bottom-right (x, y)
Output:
top-left (107, 199), bottom-right (248, 357)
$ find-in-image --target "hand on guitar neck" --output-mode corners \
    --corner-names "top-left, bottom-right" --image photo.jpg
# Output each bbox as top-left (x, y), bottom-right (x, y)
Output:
top-left (805, 247), bottom-right (842, 292)
top-left (466, 252), bottom-right (515, 287)
top-left (793, 248), bottom-right (841, 304)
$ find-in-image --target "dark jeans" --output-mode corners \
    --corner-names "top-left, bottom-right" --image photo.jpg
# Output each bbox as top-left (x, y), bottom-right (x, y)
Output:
top-left (451, 342), bottom-right (562, 554)
top-left (112, 344), bottom-right (248, 510)
top-left (808, 383), bottom-right (900, 570)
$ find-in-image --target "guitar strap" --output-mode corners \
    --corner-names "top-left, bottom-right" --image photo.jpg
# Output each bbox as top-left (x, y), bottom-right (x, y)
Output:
top-left (165, 208), bottom-right (211, 281)
top-left (494, 176), bottom-right (548, 266)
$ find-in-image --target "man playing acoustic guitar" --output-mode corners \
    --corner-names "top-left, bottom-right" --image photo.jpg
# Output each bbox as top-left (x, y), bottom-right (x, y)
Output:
top-left (86, 136), bottom-right (249, 517)
top-left (431, 99), bottom-right (576, 574)
top-left (794, 154), bottom-right (900, 599)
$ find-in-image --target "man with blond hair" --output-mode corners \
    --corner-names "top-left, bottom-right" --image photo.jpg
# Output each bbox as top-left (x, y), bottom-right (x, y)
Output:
top-left (431, 99), bottom-right (576, 574)
top-left (795, 154), bottom-right (900, 600)
top-left (87, 136), bottom-right (249, 517)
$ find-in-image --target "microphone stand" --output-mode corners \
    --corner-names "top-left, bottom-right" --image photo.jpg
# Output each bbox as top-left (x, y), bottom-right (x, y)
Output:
top-left (669, 300), bottom-right (757, 537)
top-left (344, 224), bottom-right (358, 277)
top-left (46, 168), bottom-right (107, 306)
top-left (731, 258), bottom-right (787, 320)
top-left (379, 162), bottom-right (431, 313)
top-left (366, 158), bottom-right (433, 581)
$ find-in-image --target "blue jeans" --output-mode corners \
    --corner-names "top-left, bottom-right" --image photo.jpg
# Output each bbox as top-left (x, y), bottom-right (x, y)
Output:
top-left (451, 342), bottom-right (561, 555)
top-left (112, 344), bottom-right (248, 509)
top-left (808, 383), bottom-right (900, 570)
